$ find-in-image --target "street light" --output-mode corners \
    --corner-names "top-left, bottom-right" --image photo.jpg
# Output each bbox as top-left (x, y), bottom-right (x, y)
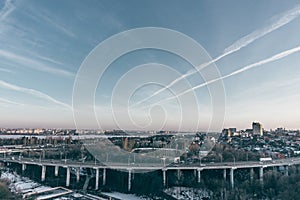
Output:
top-left (162, 157), bottom-right (166, 167)
top-left (64, 151), bottom-right (67, 164)
top-left (128, 154), bottom-right (130, 166)
top-left (232, 155), bottom-right (236, 166)
top-left (198, 151), bottom-right (202, 166)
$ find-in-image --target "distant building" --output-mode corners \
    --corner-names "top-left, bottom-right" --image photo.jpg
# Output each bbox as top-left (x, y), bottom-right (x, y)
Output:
top-left (222, 128), bottom-right (238, 137)
top-left (229, 128), bottom-right (236, 134)
top-left (222, 129), bottom-right (230, 137)
top-left (252, 122), bottom-right (263, 136)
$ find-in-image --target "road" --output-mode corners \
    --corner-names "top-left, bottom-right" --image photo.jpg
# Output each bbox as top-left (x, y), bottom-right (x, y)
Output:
top-left (1, 154), bottom-right (299, 171)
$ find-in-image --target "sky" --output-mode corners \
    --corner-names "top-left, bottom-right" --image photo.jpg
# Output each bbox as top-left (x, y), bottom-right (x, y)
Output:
top-left (1, 0), bottom-right (300, 131)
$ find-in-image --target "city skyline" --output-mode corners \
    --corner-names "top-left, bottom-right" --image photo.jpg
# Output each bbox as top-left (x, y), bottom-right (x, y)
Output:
top-left (1, 1), bottom-right (300, 130)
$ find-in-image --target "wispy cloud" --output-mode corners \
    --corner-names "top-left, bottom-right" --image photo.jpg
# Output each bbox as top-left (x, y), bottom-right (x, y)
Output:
top-left (0, 80), bottom-right (72, 109)
top-left (224, 4), bottom-right (300, 54)
top-left (0, 67), bottom-right (12, 73)
top-left (159, 46), bottom-right (300, 103)
top-left (132, 4), bottom-right (300, 106)
top-left (0, 0), bottom-right (15, 22)
top-left (26, 8), bottom-right (77, 39)
top-left (0, 97), bottom-right (25, 106)
top-left (41, 14), bottom-right (76, 38)
top-left (0, 49), bottom-right (74, 77)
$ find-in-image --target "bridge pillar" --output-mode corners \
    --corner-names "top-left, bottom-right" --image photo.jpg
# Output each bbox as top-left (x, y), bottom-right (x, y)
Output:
top-left (177, 169), bottom-right (181, 180)
top-left (41, 165), bottom-right (46, 182)
top-left (95, 168), bottom-right (99, 190)
top-left (285, 166), bottom-right (289, 176)
top-left (76, 168), bottom-right (80, 182)
top-left (66, 167), bottom-right (70, 187)
top-left (162, 169), bottom-right (167, 187)
top-left (128, 169), bottom-right (132, 191)
top-left (55, 165), bottom-right (59, 176)
top-left (132, 169), bottom-right (134, 180)
top-left (194, 169), bottom-right (197, 177)
top-left (230, 168), bottom-right (234, 188)
top-left (197, 168), bottom-right (202, 183)
top-left (250, 168), bottom-right (254, 182)
top-left (103, 168), bottom-right (106, 185)
top-left (22, 163), bottom-right (26, 172)
top-left (259, 167), bottom-right (263, 184)
top-left (223, 169), bottom-right (226, 181)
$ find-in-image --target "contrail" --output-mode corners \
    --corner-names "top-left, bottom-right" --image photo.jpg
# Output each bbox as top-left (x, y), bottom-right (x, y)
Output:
top-left (0, 80), bottom-right (72, 109)
top-left (132, 4), bottom-right (300, 106)
top-left (151, 46), bottom-right (300, 105)
top-left (0, 0), bottom-right (15, 22)
top-left (0, 49), bottom-right (74, 77)
top-left (0, 97), bottom-right (25, 106)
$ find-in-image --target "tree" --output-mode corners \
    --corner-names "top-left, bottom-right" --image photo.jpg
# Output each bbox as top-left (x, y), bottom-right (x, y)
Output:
top-left (0, 181), bottom-right (11, 199)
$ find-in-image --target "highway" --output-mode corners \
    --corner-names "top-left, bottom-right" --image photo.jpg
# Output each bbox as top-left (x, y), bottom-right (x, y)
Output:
top-left (1, 154), bottom-right (299, 171)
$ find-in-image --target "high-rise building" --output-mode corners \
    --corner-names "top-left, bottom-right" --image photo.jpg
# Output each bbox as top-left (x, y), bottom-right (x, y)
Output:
top-left (222, 128), bottom-right (237, 137)
top-left (229, 128), bottom-right (236, 134)
top-left (252, 122), bottom-right (263, 136)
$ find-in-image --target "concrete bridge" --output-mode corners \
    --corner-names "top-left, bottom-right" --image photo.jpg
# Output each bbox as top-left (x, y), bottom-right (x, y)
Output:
top-left (1, 155), bottom-right (299, 191)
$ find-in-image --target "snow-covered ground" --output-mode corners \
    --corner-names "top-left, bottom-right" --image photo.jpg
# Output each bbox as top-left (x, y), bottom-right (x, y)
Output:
top-left (0, 169), bottom-right (156, 200)
top-left (102, 192), bottom-right (151, 200)
top-left (0, 169), bottom-right (51, 196)
top-left (164, 187), bottom-right (211, 200)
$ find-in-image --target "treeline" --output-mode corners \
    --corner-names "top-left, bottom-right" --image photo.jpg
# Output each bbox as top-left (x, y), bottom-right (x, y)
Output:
top-left (0, 136), bottom-right (75, 146)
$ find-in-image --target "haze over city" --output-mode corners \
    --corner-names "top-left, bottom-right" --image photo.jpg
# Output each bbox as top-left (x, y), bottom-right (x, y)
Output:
top-left (1, 0), bottom-right (300, 131)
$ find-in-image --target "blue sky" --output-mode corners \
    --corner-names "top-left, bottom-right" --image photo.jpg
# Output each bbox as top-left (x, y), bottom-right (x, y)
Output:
top-left (1, 0), bottom-right (300, 131)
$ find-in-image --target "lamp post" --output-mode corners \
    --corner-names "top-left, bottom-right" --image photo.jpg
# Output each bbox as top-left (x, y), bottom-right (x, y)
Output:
top-left (232, 155), bottom-right (236, 166)
top-left (198, 151), bottom-right (203, 166)
top-left (64, 152), bottom-right (67, 164)
top-left (128, 154), bottom-right (130, 166)
top-left (162, 157), bottom-right (166, 167)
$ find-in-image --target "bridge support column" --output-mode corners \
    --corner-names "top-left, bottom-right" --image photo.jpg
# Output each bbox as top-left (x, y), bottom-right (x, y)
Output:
top-left (223, 169), bottom-right (226, 181)
top-left (162, 169), bottom-right (167, 187)
top-left (230, 168), bottom-right (234, 188)
top-left (128, 169), bottom-right (132, 191)
top-left (95, 168), bottom-right (99, 190)
top-left (22, 163), bottom-right (26, 172)
top-left (66, 167), bottom-right (70, 187)
top-left (194, 169), bottom-right (197, 177)
top-left (259, 167), bottom-right (263, 184)
top-left (250, 168), bottom-right (254, 182)
top-left (55, 165), bottom-right (59, 176)
top-left (76, 168), bottom-right (80, 182)
top-left (177, 169), bottom-right (181, 180)
top-left (41, 165), bottom-right (46, 182)
top-left (132, 169), bottom-right (134, 180)
top-left (285, 166), bottom-right (289, 176)
top-left (197, 168), bottom-right (202, 183)
top-left (103, 168), bottom-right (106, 185)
